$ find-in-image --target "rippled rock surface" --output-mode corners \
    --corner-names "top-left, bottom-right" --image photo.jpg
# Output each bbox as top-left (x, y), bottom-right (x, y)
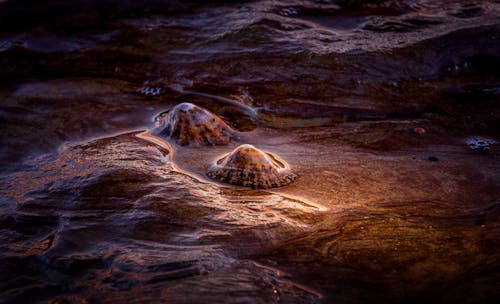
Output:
top-left (0, 133), bottom-right (322, 303)
top-left (207, 144), bottom-right (296, 189)
top-left (0, 0), bottom-right (499, 303)
top-left (153, 102), bottom-right (234, 146)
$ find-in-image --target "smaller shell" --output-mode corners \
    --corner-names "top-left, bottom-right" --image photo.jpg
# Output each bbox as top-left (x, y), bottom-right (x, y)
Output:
top-left (153, 103), bottom-right (234, 146)
top-left (207, 144), bottom-right (297, 189)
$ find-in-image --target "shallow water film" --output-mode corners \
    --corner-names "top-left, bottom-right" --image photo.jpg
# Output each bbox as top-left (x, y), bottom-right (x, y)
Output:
top-left (1, 1), bottom-right (499, 303)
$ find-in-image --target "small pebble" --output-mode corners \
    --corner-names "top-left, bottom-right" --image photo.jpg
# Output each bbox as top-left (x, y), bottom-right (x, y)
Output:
top-left (413, 127), bottom-right (426, 135)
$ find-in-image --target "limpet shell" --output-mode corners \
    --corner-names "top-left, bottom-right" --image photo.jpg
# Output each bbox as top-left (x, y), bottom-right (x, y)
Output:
top-left (207, 144), bottom-right (296, 189)
top-left (153, 103), bottom-right (234, 146)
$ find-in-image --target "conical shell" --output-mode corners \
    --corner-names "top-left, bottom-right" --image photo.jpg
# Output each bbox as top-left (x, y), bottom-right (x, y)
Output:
top-left (207, 144), bottom-right (296, 189)
top-left (153, 103), bottom-right (233, 146)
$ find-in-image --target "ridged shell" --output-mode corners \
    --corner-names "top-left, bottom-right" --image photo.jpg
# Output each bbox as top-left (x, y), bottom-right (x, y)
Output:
top-left (206, 144), bottom-right (296, 189)
top-left (153, 103), bottom-right (234, 146)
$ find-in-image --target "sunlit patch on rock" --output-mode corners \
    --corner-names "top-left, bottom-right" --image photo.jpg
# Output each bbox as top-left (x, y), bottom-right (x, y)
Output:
top-left (153, 102), bottom-right (234, 146)
top-left (206, 144), bottom-right (296, 189)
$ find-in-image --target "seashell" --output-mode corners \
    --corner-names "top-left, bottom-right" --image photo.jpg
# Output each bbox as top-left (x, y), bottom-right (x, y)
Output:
top-left (465, 137), bottom-right (496, 151)
top-left (153, 102), bottom-right (234, 146)
top-left (206, 144), bottom-right (296, 189)
top-left (137, 86), bottom-right (163, 96)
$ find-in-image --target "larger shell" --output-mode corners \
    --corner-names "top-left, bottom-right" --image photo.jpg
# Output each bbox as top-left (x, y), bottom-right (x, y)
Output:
top-left (206, 144), bottom-right (296, 189)
top-left (153, 102), bottom-right (234, 146)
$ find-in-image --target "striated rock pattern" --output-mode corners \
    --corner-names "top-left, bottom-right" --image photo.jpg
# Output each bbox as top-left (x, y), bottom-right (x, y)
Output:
top-left (153, 102), bottom-right (234, 146)
top-left (207, 144), bottom-right (296, 189)
top-left (1, 1), bottom-right (500, 303)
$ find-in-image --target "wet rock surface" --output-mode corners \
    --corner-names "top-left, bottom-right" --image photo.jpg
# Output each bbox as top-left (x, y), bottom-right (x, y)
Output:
top-left (0, 0), bottom-right (499, 303)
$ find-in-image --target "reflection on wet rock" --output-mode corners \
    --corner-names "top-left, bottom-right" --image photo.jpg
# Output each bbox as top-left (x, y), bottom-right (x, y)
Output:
top-left (150, 260), bottom-right (321, 303)
top-left (0, 132), bottom-right (319, 303)
top-left (269, 200), bottom-right (500, 303)
top-left (153, 103), bottom-right (234, 146)
top-left (363, 17), bottom-right (438, 32)
top-left (0, 132), bottom-right (171, 207)
top-left (1, 0), bottom-right (500, 303)
top-left (336, 0), bottom-right (420, 14)
top-left (207, 144), bottom-right (297, 189)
